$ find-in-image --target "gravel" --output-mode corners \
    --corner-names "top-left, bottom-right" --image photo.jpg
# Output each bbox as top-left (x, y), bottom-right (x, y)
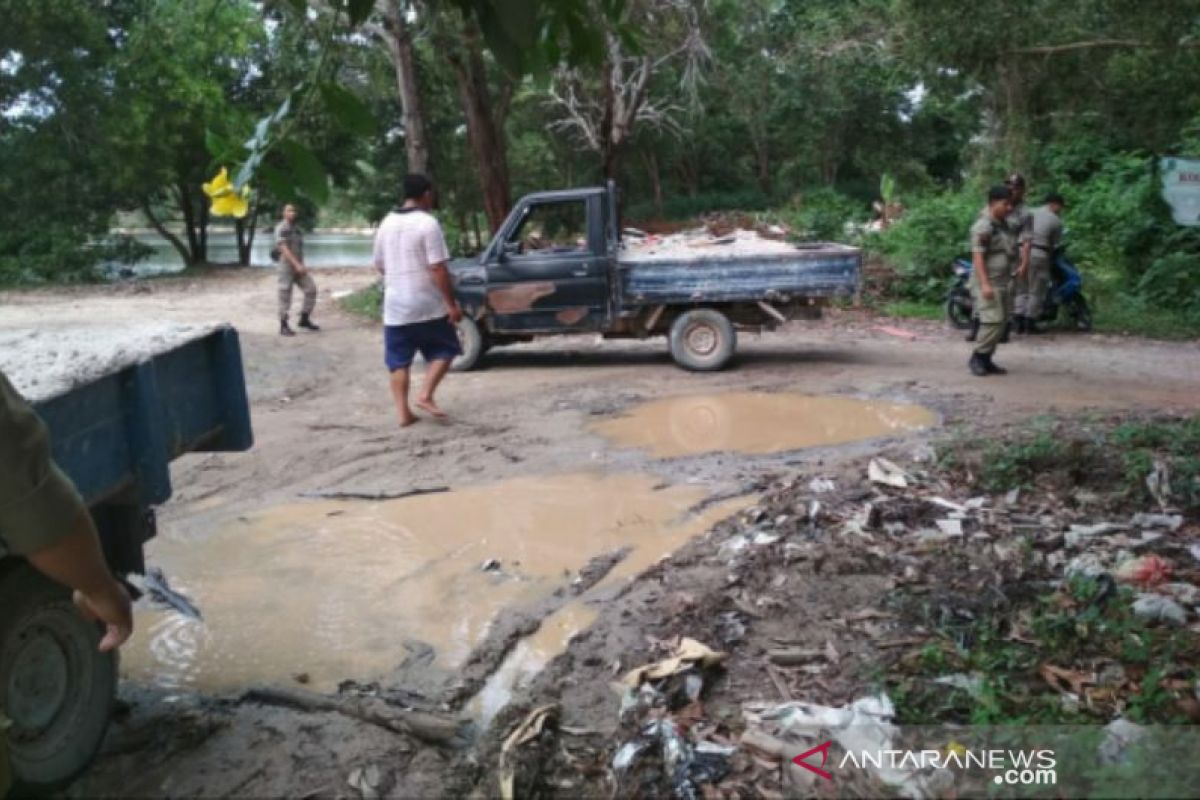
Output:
top-left (0, 322), bottom-right (218, 402)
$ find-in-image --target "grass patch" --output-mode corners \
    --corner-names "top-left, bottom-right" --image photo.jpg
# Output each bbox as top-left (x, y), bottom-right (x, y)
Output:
top-left (1090, 297), bottom-right (1200, 340)
top-left (940, 415), bottom-right (1200, 512)
top-left (880, 299), bottom-right (943, 320)
top-left (339, 282), bottom-right (382, 321)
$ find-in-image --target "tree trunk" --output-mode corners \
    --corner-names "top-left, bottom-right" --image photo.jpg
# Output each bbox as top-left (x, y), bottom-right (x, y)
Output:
top-left (236, 204), bottom-right (259, 266)
top-left (380, 0), bottom-right (432, 177)
top-left (642, 149), bottom-right (664, 217)
top-left (471, 211), bottom-right (483, 250)
top-left (448, 20), bottom-right (511, 234)
top-left (754, 137), bottom-right (772, 196)
top-left (142, 201), bottom-right (191, 268)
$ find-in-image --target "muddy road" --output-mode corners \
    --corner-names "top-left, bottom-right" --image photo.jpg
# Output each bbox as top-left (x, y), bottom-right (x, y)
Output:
top-left (2, 270), bottom-right (1197, 797)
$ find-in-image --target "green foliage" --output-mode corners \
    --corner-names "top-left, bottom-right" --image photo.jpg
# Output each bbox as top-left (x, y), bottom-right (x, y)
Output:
top-left (625, 191), bottom-right (775, 222)
top-left (339, 281), bottom-right (384, 320)
top-left (776, 188), bottom-right (868, 242)
top-left (869, 190), bottom-right (979, 301)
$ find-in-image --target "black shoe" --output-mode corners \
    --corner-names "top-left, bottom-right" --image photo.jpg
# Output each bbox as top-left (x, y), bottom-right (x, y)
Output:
top-left (299, 313), bottom-right (321, 332)
top-left (1014, 315), bottom-right (1027, 335)
top-left (969, 353), bottom-right (989, 377)
top-left (999, 321), bottom-right (1012, 344)
top-left (1025, 319), bottom-right (1043, 334)
top-left (280, 318), bottom-right (296, 337)
top-left (983, 354), bottom-right (1007, 375)
top-left (965, 317), bottom-right (980, 342)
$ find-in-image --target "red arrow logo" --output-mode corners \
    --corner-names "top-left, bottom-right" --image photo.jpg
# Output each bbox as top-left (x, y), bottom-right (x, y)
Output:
top-left (792, 740), bottom-right (834, 781)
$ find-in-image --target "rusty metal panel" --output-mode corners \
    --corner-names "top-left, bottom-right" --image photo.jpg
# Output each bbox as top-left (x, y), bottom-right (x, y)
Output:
top-left (618, 249), bottom-right (860, 305)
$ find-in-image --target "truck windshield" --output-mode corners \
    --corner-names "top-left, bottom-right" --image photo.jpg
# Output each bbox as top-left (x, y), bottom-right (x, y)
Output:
top-left (508, 199), bottom-right (589, 254)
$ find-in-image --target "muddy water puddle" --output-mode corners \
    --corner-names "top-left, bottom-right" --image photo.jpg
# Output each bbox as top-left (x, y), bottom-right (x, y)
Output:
top-left (123, 474), bottom-right (748, 695)
top-left (592, 392), bottom-right (938, 458)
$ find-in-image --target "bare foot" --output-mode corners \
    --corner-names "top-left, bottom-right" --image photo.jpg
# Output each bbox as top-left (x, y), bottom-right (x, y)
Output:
top-left (399, 415), bottom-right (421, 428)
top-left (414, 398), bottom-right (448, 419)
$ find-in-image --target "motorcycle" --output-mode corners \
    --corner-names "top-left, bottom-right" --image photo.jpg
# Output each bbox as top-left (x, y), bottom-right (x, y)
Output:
top-left (945, 249), bottom-right (1093, 332)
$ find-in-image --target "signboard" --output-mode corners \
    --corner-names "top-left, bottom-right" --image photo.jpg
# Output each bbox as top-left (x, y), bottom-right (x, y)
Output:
top-left (1161, 156), bottom-right (1200, 226)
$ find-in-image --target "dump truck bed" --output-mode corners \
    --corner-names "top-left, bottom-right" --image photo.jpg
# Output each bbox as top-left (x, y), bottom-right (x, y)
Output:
top-left (617, 243), bottom-right (861, 305)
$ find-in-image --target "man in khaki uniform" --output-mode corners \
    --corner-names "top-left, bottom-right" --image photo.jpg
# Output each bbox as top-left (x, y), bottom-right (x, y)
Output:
top-left (1005, 173), bottom-right (1036, 334)
top-left (275, 204), bottom-right (320, 337)
top-left (968, 186), bottom-right (1016, 376)
top-left (0, 371), bottom-right (133, 794)
top-left (1023, 193), bottom-right (1066, 333)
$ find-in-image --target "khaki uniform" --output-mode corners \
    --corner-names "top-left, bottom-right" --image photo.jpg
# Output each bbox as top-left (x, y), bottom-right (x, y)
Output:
top-left (0, 370), bottom-right (89, 796)
top-left (969, 212), bottom-right (1016, 356)
top-left (1006, 201), bottom-right (1036, 317)
top-left (275, 221), bottom-right (316, 319)
top-left (1025, 205), bottom-right (1063, 319)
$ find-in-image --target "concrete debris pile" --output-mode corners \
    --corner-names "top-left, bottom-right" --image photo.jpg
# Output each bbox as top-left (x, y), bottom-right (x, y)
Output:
top-left (620, 225), bottom-right (803, 263)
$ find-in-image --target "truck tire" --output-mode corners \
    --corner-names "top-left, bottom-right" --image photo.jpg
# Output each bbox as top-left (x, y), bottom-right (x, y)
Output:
top-left (669, 309), bottom-right (737, 371)
top-left (451, 316), bottom-right (488, 372)
top-left (0, 562), bottom-right (117, 792)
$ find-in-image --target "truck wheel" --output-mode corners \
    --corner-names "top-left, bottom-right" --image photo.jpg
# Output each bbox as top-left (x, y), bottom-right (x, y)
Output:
top-left (451, 316), bottom-right (488, 372)
top-left (0, 562), bottom-right (116, 792)
top-left (669, 309), bottom-right (737, 371)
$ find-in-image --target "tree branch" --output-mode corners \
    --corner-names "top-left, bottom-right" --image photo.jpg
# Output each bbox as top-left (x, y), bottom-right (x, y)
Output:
top-left (142, 200), bottom-right (192, 267)
top-left (1011, 38), bottom-right (1200, 55)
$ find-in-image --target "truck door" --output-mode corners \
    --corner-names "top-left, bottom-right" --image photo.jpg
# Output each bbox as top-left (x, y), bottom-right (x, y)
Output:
top-left (485, 196), bottom-right (610, 332)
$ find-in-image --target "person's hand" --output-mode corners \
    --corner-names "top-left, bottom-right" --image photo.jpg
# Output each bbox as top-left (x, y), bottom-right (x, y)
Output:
top-left (981, 285), bottom-right (995, 301)
top-left (1015, 264), bottom-right (1028, 279)
top-left (448, 303), bottom-right (464, 324)
top-left (74, 580), bottom-right (133, 652)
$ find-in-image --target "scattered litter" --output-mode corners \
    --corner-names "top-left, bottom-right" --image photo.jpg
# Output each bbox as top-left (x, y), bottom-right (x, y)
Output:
top-left (752, 531), bottom-right (781, 546)
top-left (1098, 718), bottom-right (1145, 765)
top-left (347, 764), bottom-right (382, 800)
top-left (480, 558), bottom-right (501, 572)
top-left (873, 325), bottom-right (919, 341)
top-left (613, 719), bottom-right (734, 800)
top-left (1114, 554), bottom-right (1173, 587)
top-left (331, 289), bottom-right (354, 300)
top-left (498, 704), bottom-right (557, 800)
top-left (1191, 544), bottom-right (1200, 564)
top-left (806, 474), bottom-right (835, 494)
top-left (623, 638), bottom-right (725, 687)
top-left (935, 519), bottom-right (964, 537)
top-left (1065, 553), bottom-right (1109, 578)
top-left (1131, 593), bottom-right (1188, 625)
top-left (1146, 459), bottom-right (1172, 510)
top-left (933, 672), bottom-right (984, 697)
top-left (1065, 522), bottom-right (1126, 548)
top-left (744, 694), bottom-right (952, 798)
top-left (1005, 487), bottom-right (1021, 505)
top-left (1130, 513), bottom-right (1183, 531)
top-left (868, 457), bottom-right (912, 489)
top-left (129, 567), bottom-right (204, 621)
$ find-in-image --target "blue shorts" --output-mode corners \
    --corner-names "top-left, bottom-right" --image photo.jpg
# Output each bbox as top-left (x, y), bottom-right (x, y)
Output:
top-left (384, 317), bottom-right (462, 371)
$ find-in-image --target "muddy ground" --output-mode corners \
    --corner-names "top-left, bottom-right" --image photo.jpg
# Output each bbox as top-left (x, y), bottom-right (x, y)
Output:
top-left (1, 269), bottom-right (1197, 798)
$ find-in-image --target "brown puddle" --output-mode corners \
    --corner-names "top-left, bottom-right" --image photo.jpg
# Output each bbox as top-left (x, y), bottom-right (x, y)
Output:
top-left (122, 474), bottom-right (749, 695)
top-left (592, 392), bottom-right (938, 458)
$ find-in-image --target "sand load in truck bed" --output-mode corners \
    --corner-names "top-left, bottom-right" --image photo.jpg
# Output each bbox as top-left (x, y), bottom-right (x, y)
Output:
top-left (0, 322), bottom-right (218, 403)
top-left (619, 227), bottom-right (824, 263)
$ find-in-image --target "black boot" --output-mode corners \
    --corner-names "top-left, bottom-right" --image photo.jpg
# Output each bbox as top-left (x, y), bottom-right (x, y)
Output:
top-left (999, 320), bottom-right (1012, 343)
top-left (1013, 315), bottom-right (1026, 335)
top-left (983, 354), bottom-right (1007, 375)
top-left (965, 317), bottom-right (980, 342)
top-left (299, 313), bottom-right (321, 332)
top-left (280, 317), bottom-right (295, 337)
top-left (969, 353), bottom-right (989, 377)
top-left (1025, 317), bottom-right (1043, 334)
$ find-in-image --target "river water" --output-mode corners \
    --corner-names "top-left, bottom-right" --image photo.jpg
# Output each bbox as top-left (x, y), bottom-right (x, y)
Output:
top-left (119, 230), bottom-right (375, 276)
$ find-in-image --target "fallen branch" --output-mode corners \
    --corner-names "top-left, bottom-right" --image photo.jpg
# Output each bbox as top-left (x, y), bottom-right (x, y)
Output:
top-left (299, 486), bottom-right (450, 501)
top-left (239, 686), bottom-right (467, 747)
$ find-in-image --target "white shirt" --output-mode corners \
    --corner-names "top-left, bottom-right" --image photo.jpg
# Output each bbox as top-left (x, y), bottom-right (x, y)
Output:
top-left (373, 208), bottom-right (452, 326)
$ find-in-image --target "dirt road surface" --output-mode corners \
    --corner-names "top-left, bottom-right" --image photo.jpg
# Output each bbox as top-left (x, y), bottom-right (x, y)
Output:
top-left (2, 269), bottom-right (1197, 797)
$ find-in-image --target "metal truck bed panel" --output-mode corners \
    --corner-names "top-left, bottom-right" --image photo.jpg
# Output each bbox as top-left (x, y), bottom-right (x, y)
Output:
top-left (618, 247), bottom-right (861, 305)
top-left (31, 327), bottom-right (253, 508)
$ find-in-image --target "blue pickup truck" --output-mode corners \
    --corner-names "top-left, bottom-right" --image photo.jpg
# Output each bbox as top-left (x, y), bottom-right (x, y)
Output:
top-left (0, 326), bottom-right (253, 791)
top-left (448, 182), bottom-right (861, 371)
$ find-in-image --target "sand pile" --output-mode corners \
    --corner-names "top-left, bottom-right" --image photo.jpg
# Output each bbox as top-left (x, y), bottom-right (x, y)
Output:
top-left (620, 227), bottom-right (803, 263)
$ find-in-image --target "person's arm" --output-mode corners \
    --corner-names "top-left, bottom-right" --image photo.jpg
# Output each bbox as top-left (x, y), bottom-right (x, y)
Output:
top-left (26, 513), bottom-right (133, 652)
top-left (1016, 213), bottom-right (1033, 277)
top-left (425, 221), bottom-right (462, 322)
top-left (973, 250), bottom-right (994, 300)
top-left (372, 228), bottom-right (385, 277)
top-left (0, 373), bottom-right (132, 651)
top-left (279, 242), bottom-right (306, 275)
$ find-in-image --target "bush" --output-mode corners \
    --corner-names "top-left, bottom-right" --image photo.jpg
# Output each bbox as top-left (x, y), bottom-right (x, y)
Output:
top-left (868, 189), bottom-right (979, 301)
top-left (775, 188), bottom-right (869, 242)
top-left (1135, 252), bottom-right (1200, 310)
top-left (625, 190), bottom-right (775, 222)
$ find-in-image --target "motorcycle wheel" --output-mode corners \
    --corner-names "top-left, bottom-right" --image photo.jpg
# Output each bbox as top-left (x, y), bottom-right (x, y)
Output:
top-left (945, 288), bottom-right (973, 330)
top-left (1068, 296), bottom-right (1093, 332)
